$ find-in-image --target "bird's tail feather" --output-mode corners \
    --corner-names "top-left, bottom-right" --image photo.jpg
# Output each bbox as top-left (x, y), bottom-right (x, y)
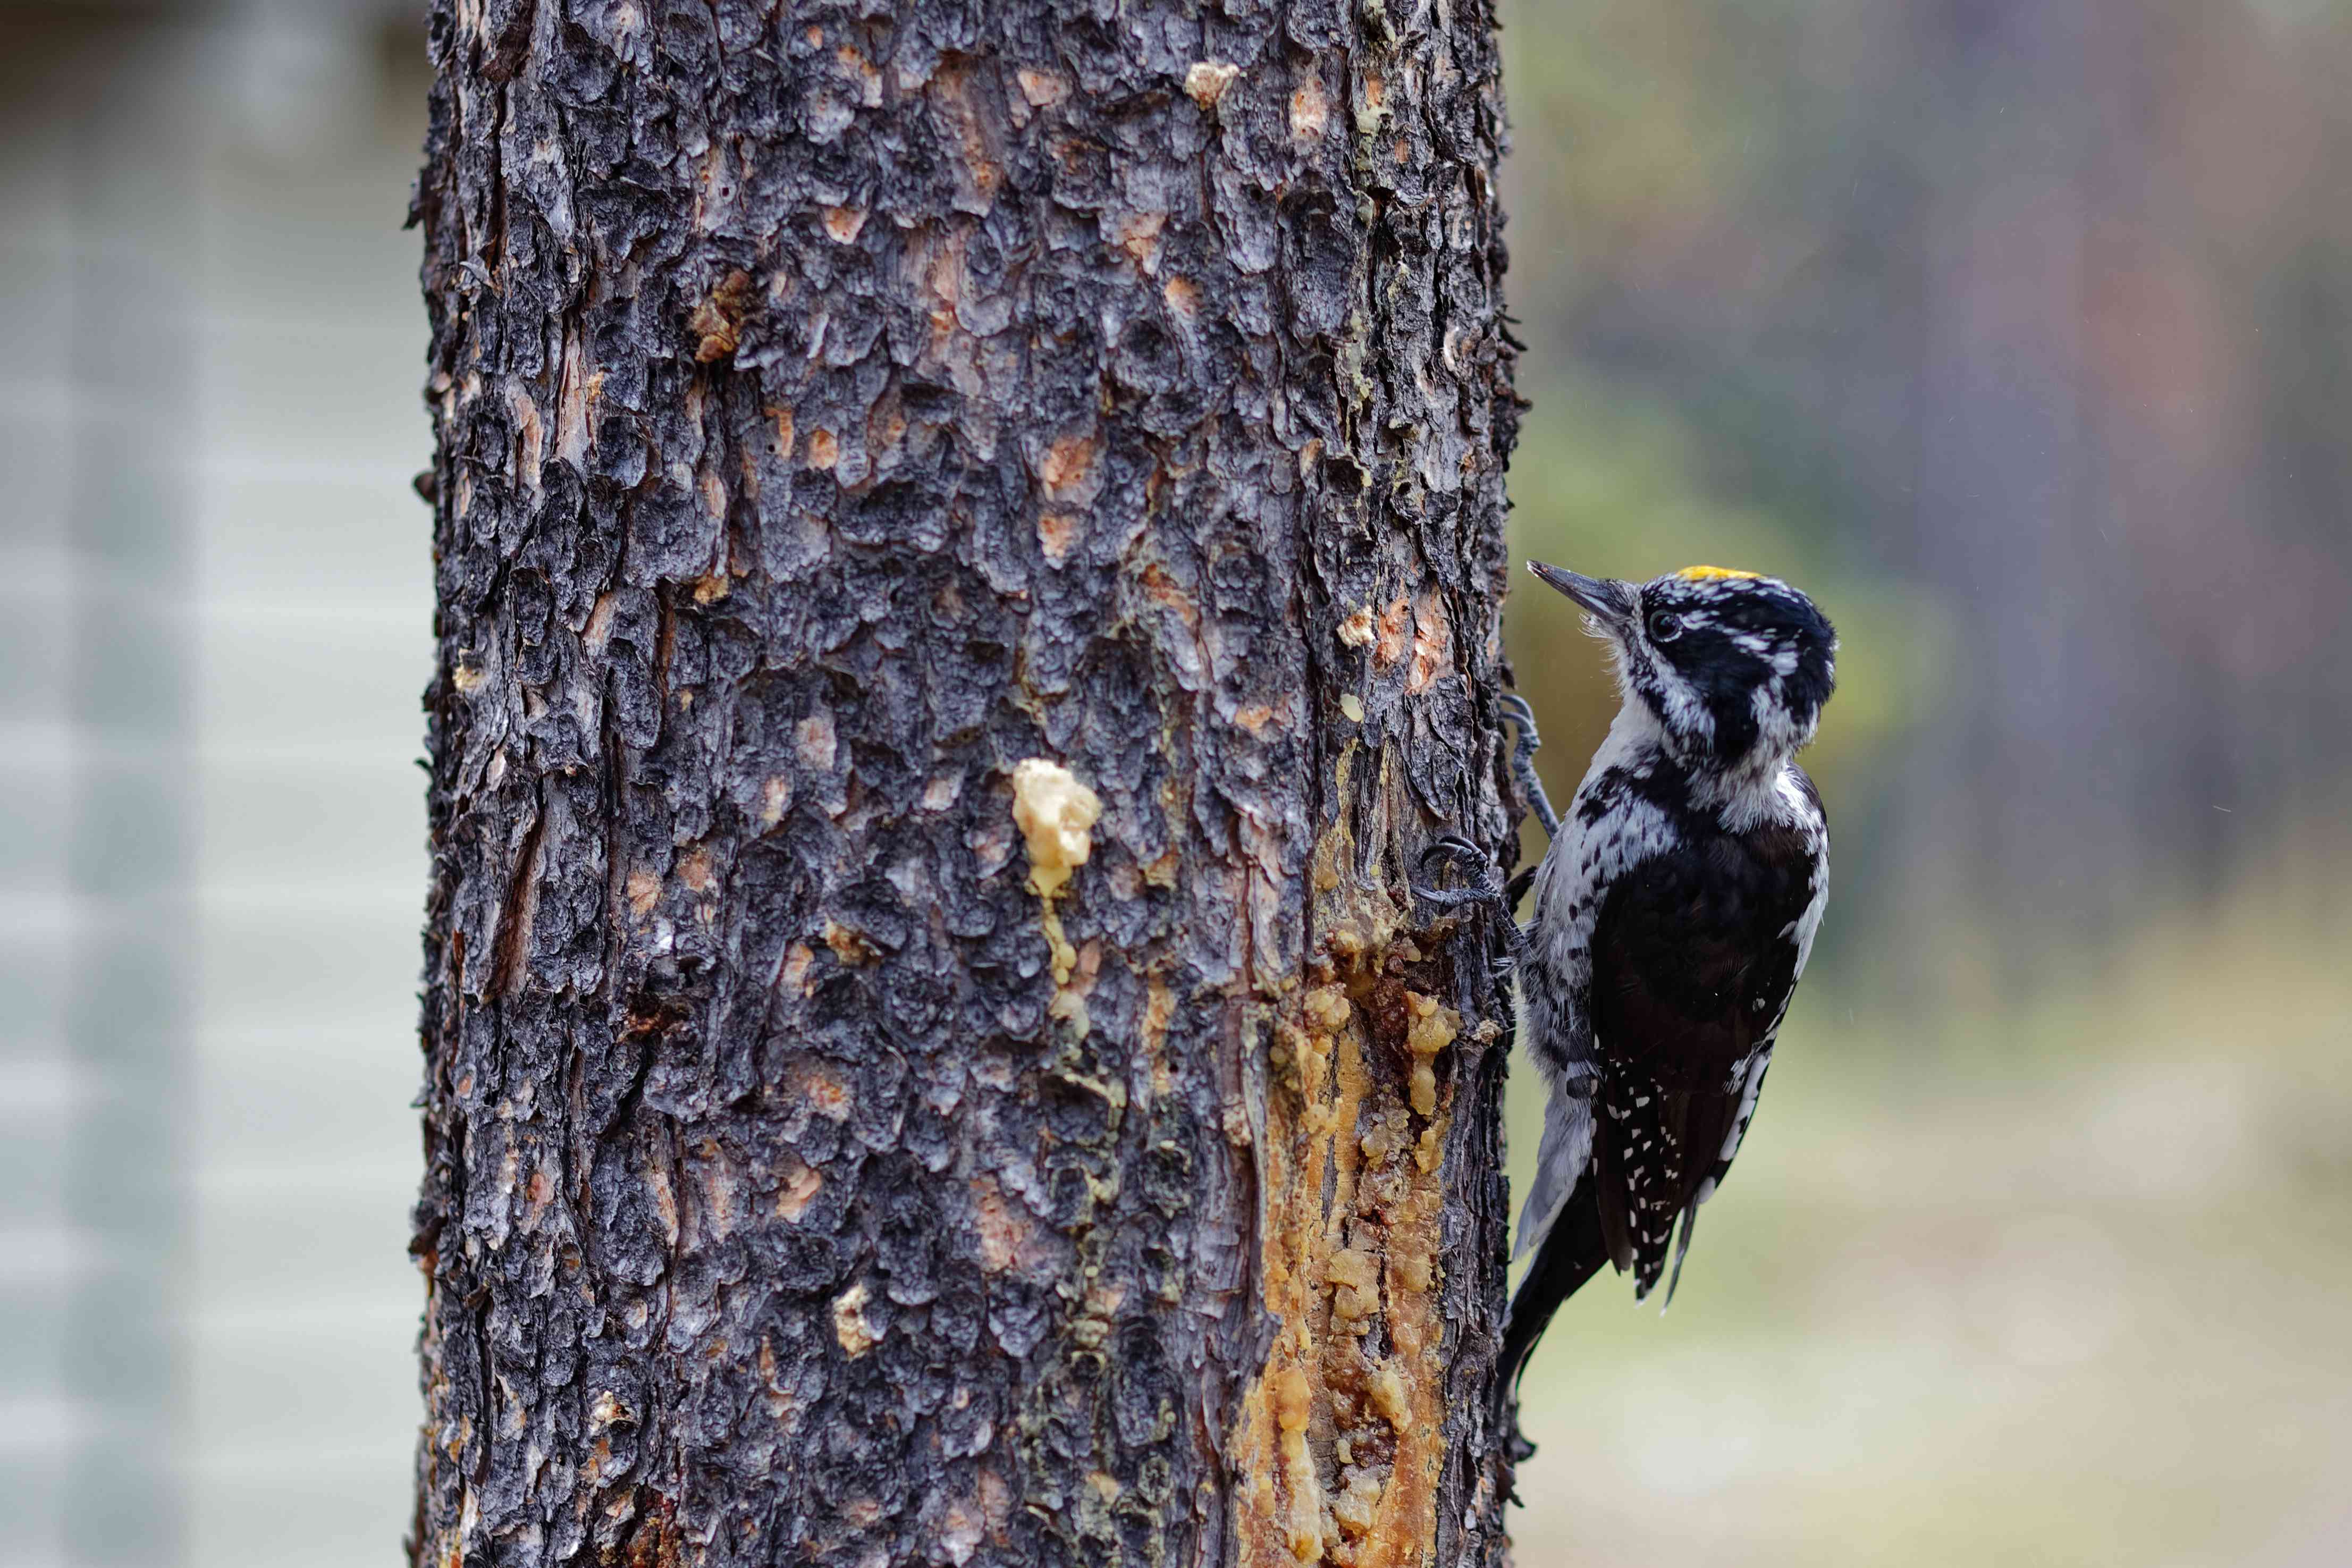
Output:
top-left (1660, 1200), bottom-right (1699, 1309)
top-left (1500, 1183), bottom-right (1610, 1404)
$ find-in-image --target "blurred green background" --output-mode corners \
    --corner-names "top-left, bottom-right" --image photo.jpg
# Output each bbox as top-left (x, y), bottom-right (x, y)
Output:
top-left (1493, 2), bottom-right (2352, 1563)
top-left (2, 2), bottom-right (2347, 1565)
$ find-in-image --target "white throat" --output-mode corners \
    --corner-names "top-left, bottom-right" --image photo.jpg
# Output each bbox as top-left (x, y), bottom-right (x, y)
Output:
top-left (1605, 694), bottom-right (1800, 830)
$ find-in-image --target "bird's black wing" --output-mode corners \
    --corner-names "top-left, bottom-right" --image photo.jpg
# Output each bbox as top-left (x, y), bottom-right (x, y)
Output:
top-left (1587, 817), bottom-right (1818, 1301)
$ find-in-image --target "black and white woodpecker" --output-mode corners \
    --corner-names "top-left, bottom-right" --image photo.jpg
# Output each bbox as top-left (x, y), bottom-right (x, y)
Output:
top-left (1421, 562), bottom-right (1837, 1390)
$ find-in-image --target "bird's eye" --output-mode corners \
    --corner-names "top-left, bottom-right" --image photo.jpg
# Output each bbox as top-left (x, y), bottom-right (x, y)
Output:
top-left (1646, 609), bottom-right (1683, 643)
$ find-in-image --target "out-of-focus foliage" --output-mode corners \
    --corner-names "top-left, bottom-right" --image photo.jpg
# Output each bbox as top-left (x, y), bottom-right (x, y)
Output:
top-left (1494, 2), bottom-right (2352, 1560)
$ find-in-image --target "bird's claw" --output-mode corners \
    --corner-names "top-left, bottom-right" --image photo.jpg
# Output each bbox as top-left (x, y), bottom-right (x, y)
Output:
top-left (1413, 834), bottom-right (1507, 912)
top-left (1497, 692), bottom-right (1561, 841)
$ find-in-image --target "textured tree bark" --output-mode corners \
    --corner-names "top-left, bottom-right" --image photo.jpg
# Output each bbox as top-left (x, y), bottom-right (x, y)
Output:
top-left (409, 2), bottom-right (1524, 1566)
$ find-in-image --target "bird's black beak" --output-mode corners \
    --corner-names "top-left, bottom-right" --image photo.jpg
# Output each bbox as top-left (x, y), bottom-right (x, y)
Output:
top-left (1528, 561), bottom-right (1636, 629)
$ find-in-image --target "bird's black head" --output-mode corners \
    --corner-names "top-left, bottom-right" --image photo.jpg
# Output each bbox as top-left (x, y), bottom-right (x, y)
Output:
top-left (1530, 561), bottom-right (1837, 773)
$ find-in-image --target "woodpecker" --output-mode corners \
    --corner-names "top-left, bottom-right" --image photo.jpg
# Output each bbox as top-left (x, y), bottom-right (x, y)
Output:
top-left (1422, 563), bottom-right (1836, 1390)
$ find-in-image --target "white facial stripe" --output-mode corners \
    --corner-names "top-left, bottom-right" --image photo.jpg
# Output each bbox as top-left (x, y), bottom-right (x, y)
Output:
top-left (1613, 634), bottom-right (1715, 755)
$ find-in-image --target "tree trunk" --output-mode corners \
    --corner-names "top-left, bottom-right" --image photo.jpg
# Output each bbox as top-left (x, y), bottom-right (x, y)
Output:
top-left (408, 3), bottom-right (1523, 1566)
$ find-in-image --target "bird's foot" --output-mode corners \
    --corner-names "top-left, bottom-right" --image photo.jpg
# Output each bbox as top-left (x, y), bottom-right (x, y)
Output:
top-left (1412, 834), bottom-right (1508, 914)
top-left (1499, 693), bottom-right (1561, 842)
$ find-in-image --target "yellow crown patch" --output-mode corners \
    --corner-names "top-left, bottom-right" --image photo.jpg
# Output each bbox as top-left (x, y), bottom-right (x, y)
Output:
top-left (1675, 564), bottom-right (1761, 581)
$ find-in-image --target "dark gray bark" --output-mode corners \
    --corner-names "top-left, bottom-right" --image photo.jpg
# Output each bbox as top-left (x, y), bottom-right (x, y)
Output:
top-left (409, 3), bottom-right (1524, 1566)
